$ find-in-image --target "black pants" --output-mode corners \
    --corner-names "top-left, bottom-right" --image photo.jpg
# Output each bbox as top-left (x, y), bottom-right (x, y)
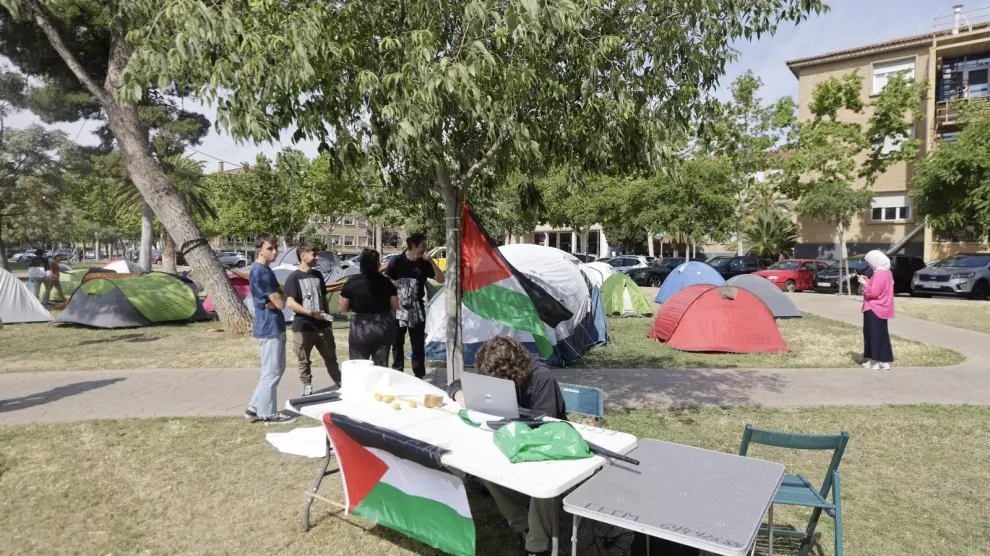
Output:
top-left (349, 312), bottom-right (396, 367)
top-left (863, 309), bottom-right (894, 363)
top-left (392, 322), bottom-right (426, 378)
top-left (293, 329), bottom-right (341, 386)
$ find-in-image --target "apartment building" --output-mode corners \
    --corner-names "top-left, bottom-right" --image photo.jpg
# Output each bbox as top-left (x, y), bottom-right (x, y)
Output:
top-left (321, 215), bottom-right (406, 256)
top-left (786, 4), bottom-right (990, 260)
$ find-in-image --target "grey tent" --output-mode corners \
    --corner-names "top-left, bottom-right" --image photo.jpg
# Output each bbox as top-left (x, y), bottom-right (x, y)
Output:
top-left (0, 268), bottom-right (53, 324)
top-left (725, 274), bottom-right (801, 319)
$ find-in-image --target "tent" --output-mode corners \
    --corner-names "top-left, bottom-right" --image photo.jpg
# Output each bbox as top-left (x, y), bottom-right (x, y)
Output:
top-left (580, 261), bottom-right (616, 289)
top-left (274, 248), bottom-right (340, 269)
top-left (725, 274), bottom-right (802, 319)
top-left (655, 261), bottom-right (725, 303)
top-left (424, 244), bottom-right (606, 366)
top-left (0, 268), bottom-right (52, 324)
top-left (103, 260), bottom-right (147, 274)
top-left (649, 284), bottom-right (787, 353)
top-left (56, 272), bottom-right (212, 328)
top-left (601, 273), bottom-right (652, 317)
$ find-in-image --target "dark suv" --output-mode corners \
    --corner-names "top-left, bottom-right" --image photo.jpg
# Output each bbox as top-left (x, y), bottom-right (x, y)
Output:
top-left (813, 254), bottom-right (924, 295)
top-left (629, 256), bottom-right (707, 287)
top-left (705, 256), bottom-right (773, 279)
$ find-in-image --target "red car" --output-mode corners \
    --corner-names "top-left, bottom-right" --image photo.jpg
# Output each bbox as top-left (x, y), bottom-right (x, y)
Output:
top-left (752, 259), bottom-right (831, 292)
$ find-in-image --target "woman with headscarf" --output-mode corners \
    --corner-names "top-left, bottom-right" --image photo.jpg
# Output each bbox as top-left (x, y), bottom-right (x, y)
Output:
top-left (857, 250), bottom-right (894, 370)
top-left (338, 249), bottom-right (398, 366)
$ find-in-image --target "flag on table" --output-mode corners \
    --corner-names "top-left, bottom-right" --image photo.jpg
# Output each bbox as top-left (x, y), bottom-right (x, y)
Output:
top-left (461, 203), bottom-right (572, 358)
top-left (322, 413), bottom-right (476, 556)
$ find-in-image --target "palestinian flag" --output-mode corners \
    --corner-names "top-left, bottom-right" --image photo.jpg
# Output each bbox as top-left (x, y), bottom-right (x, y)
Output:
top-left (322, 413), bottom-right (475, 556)
top-left (461, 204), bottom-right (572, 358)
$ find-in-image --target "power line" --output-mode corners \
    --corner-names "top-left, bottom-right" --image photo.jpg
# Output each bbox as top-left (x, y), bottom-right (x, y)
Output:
top-left (184, 146), bottom-right (243, 170)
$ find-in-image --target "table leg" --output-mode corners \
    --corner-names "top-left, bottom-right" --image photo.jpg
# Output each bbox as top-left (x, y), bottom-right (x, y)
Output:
top-left (551, 496), bottom-right (560, 556)
top-left (768, 504), bottom-right (774, 556)
top-left (304, 440), bottom-right (336, 532)
top-left (570, 516), bottom-right (580, 556)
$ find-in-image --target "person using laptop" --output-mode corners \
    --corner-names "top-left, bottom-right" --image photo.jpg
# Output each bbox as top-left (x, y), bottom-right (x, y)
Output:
top-left (447, 335), bottom-right (566, 556)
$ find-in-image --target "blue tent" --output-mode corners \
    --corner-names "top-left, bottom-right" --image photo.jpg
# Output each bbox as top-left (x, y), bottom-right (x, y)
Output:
top-left (655, 261), bottom-right (725, 303)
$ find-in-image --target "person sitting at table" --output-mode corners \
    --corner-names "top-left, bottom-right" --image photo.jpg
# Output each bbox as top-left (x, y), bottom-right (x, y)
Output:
top-left (447, 335), bottom-right (566, 556)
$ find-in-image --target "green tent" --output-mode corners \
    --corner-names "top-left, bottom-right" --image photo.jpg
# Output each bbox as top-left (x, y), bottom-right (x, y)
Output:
top-left (601, 273), bottom-right (652, 317)
top-left (55, 272), bottom-right (211, 328)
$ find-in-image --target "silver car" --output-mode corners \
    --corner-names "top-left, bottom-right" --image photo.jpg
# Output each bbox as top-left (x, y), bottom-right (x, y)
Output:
top-left (217, 251), bottom-right (250, 268)
top-left (911, 253), bottom-right (990, 300)
top-left (606, 255), bottom-right (651, 274)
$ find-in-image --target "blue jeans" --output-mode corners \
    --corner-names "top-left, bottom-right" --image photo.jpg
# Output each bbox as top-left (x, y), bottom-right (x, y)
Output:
top-left (249, 333), bottom-right (287, 418)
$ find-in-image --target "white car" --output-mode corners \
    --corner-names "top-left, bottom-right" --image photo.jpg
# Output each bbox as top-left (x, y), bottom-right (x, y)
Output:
top-left (606, 255), bottom-right (651, 274)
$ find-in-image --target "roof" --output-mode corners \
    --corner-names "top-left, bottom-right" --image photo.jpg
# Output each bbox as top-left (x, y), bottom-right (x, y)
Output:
top-left (785, 31), bottom-right (933, 75)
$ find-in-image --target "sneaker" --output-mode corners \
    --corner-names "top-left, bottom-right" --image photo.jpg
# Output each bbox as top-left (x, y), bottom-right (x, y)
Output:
top-left (878, 362), bottom-right (891, 370)
top-left (302, 384), bottom-right (313, 396)
top-left (244, 407), bottom-right (259, 421)
top-left (257, 412), bottom-right (297, 425)
top-left (861, 360), bottom-right (879, 370)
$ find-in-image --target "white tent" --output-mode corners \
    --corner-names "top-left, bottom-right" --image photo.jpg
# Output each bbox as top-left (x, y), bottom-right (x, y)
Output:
top-left (424, 244), bottom-right (604, 366)
top-left (103, 260), bottom-right (146, 274)
top-left (580, 261), bottom-right (616, 289)
top-left (0, 268), bottom-right (53, 324)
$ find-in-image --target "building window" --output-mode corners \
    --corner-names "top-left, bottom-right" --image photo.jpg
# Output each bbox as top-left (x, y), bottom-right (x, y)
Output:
top-left (359, 236), bottom-right (370, 247)
top-left (343, 216), bottom-right (355, 226)
top-left (872, 59), bottom-right (915, 94)
top-left (870, 194), bottom-right (912, 222)
top-left (559, 233), bottom-right (573, 253)
top-left (588, 230), bottom-right (600, 257)
top-left (358, 218), bottom-right (368, 227)
top-left (329, 235), bottom-right (341, 246)
top-left (881, 126), bottom-right (915, 154)
top-left (343, 236), bottom-right (355, 247)
top-left (548, 233), bottom-right (558, 248)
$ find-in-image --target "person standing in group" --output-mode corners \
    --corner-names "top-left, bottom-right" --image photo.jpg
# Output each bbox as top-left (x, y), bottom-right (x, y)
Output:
top-left (283, 244), bottom-right (340, 396)
top-left (386, 233), bottom-right (445, 378)
top-left (43, 254), bottom-right (65, 304)
top-left (245, 233), bottom-right (295, 424)
top-left (26, 249), bottom-right (49, 300)
top-left (859, 250), bottom-right (895, 370)
top-left (339, 249), bottom-right (398, 366)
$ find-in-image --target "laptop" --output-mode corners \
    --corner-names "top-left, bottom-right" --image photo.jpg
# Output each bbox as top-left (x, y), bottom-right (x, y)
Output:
top-left (461, 372), bottom-right (521, 419)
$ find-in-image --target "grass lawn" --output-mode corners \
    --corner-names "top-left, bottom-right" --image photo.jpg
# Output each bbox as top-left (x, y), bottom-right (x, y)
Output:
top-left (893, 297), bottom-right (990, 335)
top-left (1, 405), bottom-right (987, 555)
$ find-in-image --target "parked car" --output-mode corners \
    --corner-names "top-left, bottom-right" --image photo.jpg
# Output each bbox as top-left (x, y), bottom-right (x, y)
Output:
top-left (218, 251), bottom-right (250, 268)
top-left (813, 254), bottom-right (924, 295)
top-left (628, 257), bottom-right (708, 287)
top-left (752, 259), bottom-right (832, 292)
top-left (572, 253), bottom-right (597, 263)
top-left (150, 251), bottom-right (186, 265)
top-left (912, 253), bottom-right (990, 300)
top-left (705, 255), bottom-right (773, 279)
top-left (9, 249), bottom-right (34, 262)
top-left (605, 255), bottom-right (651, 274)
top-left (340, 254), bottom-right (361, 269)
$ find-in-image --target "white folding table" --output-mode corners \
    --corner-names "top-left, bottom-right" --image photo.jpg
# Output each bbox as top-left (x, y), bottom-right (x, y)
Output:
top-left (287, 363), bottom-right (638, 555)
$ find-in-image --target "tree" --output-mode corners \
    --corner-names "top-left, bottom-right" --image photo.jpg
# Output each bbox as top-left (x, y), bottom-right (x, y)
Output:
top-left (707, 71), bottom-right (797, 255)
top-left (0, 0), bottom-right (251, 332)
top-left (781, 71), bottom-right (925, 293)
top-left (0, 124), bottom-right (68, 270)
top-left (913, 103), bottom-right (990, 240)
top-left (536, 171), bottom-right (611, 255)
top-left (121, 0), bottom-right (827, 379)
top-left (744, 208), bottom-right (797, 258)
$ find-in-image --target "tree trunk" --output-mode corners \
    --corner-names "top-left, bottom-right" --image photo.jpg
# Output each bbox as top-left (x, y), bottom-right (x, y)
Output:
top-left (163, 234), bottom-right (177, 274)
top-left (838, 223), bottom-right (846, 295)
top-left (647, 230), bottom-right (654, 258)
top-left (439, 169), bottom-right (463, 386)
top-left (139, 201), bottom-right (153, 270)
top-left (0, 216), bottom-right (9, 272)
top-left (659, 239), bottom-right (664, 259)
top-left (374, 224), bottom-right (383, 252)
top-left (736, 230), bottom-right (744, 256)
top-left (580, 226), bottom-right (589, 256)
top-left (98, 36), bottom-right (250, 332)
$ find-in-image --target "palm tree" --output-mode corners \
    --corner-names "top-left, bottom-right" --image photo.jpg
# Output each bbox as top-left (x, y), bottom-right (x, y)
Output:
top-left (114, 154), bottom-right (215, 273)
top-left (743, 208), bottom-right (797, 259)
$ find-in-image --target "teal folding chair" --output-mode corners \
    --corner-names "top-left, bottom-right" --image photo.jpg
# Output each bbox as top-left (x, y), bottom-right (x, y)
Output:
top-left (558, 383), bottom-right (604, 426)
top-left (739, 425), bottom-right (849, 556)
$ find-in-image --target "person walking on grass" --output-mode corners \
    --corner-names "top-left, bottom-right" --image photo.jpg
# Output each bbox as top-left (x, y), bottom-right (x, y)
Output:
top-left (386, 233), bottom-right (444, 378)
top-left (859, 250), bottom-right (895, 370)
top-left (339, 249), bottom-right (398, 366)
top-left (284, 243), bottom-right (340, 396)
top-left (245, 233), bottom-right (295, 424)
top-left (26, 249), bottom-right (48, 300)
top-left (43, 254), bottom-right (65, 304)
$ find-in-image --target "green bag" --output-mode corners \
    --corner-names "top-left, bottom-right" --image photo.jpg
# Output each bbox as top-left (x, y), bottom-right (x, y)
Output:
top-left (493, 421), bottom-right (593, 463)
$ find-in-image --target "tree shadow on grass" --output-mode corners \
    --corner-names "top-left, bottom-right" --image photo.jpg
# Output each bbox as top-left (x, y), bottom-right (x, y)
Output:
top-left (76, 333), bottom-right (161, 346)
top-left (0, 378), bottom-right (125, 414)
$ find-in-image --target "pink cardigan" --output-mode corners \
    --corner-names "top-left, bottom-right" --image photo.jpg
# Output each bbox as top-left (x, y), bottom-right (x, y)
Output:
top-left (862, 270), bottom-right (895, 320)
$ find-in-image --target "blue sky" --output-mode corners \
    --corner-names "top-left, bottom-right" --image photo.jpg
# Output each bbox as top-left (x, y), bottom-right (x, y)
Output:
top-left (7, 0), bottom-right (957, 172)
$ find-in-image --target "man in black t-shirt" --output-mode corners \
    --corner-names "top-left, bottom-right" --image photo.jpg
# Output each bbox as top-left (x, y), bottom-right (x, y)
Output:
top-left (283, 244), bottom-right (340, 395)
top-left (386, 233), bottom-right (444, 378)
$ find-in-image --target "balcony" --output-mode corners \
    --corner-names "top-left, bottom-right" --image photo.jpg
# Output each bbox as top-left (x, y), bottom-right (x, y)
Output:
top-left (934, 6), bottom-right (990, 55)
top-left (934, 94), bottom-right (990, 130)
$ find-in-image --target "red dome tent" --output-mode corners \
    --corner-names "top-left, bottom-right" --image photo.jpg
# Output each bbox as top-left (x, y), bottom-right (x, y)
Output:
top-left (648, 284), bottom-right (788, 353)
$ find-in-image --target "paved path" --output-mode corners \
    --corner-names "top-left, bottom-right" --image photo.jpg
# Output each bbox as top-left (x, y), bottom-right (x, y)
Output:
top-left (2, 293), bottom-right (988, 425)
